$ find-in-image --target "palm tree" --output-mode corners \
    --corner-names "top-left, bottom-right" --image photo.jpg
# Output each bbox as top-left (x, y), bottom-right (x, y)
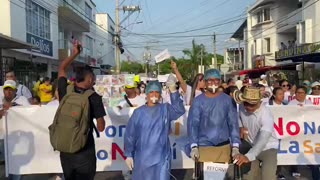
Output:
top-left (182, 40), bottom-right (206, 77)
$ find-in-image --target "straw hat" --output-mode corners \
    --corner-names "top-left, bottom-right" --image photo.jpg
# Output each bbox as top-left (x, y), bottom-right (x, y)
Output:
top-left (233, 87), bottom-right (262, 104)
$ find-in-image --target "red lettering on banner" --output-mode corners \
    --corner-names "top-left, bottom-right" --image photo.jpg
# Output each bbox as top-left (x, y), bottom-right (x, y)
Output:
top-left (274, 118), bottom-right (284, 136)
top-left (112, 143), bottom-right (126, 160)
top-left (314, 98), bottom-right (320, 105)
top-left (274, 118), bottom-right (301, 136)
top-left (287, 122), bottom-right (300, 136)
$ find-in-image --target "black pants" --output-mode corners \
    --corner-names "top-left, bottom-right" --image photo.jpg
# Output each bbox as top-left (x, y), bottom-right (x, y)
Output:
top-left (60, 146), bottom-right (96, 180)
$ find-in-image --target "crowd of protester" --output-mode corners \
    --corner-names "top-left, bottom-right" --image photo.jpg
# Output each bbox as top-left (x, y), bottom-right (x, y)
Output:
top-left (1, 42), bottom-right (320, 180)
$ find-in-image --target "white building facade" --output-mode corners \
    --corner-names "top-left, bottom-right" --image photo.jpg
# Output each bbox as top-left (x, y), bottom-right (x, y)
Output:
top-left (245, 0), bottom-right (303, 69)
top-left (0, 0), bottom-right (114, 88)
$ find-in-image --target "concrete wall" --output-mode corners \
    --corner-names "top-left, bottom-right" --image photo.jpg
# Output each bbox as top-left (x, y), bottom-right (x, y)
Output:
top-left (95, 13), bottom-right (115, 67)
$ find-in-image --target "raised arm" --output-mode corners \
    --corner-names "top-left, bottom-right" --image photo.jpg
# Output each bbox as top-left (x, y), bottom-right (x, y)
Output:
top-left (58, 41), bottom-right (81, 78)
top-left (167, 92), bottom-right (185, 121)
top-left (171, 60), bottom-right (187, 93)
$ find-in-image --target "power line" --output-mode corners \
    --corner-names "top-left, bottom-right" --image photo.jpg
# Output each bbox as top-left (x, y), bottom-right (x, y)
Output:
top-left (125, 17), bottom-right (246, 36)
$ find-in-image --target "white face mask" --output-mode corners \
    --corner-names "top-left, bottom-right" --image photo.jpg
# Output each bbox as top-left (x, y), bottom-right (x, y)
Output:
top-left (150, 96), bottom-right (159, 104)
top-left (207, 85), bottom-right (218, 93)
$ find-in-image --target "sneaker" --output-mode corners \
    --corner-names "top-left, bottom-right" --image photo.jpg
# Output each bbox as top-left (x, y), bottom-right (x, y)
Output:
top-left (292, 172), bottom-right (301, 178)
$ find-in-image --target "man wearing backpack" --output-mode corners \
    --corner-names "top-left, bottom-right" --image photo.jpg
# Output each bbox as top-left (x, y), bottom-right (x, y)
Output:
top-left (49, 41), bottom-right (106, 180)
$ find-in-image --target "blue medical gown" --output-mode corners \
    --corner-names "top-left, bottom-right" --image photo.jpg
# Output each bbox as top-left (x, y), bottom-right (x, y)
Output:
top-left (124, 92), bottom-right (185, 180)
top-left (187, 93), bottom-right (240, 148)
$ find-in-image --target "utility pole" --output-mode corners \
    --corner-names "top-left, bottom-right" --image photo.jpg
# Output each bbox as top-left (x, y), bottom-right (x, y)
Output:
top-left (115, 0), bottom-right (120, 74)
top-left (143, 46), bottom-right (151, 76)
top-left (213, 32), bottom-right (217, 69)
top-left (115, 2), bottom-right (141, 74)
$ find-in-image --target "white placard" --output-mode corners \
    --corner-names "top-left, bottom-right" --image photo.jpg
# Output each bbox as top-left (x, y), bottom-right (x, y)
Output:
top-left (154, 49), bottom-right (171, 63)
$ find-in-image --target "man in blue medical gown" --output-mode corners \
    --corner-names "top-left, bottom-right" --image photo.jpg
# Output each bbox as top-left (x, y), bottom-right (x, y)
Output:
top-left (188, 69), bottom-right (241, 163)
top-left (124, 80), bottom-right (185, 180)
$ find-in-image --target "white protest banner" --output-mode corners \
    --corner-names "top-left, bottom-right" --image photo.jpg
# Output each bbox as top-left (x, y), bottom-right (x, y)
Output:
top-left (154, 49), bottom-right (171, 63)
top-left (203, 162), bottom-right (229, 180)
top-left (307, 95), bottom-right (320, 105)
top-left (271, 106), bottom-right (320, 165)
top-left (5, 105), bottom-right (320, 174)
top-left (4, 105), bottom-right (193, 175)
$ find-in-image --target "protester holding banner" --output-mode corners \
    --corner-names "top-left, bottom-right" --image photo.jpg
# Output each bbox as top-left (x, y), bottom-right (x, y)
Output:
top-left (55, 41), bottom-right (106, 180)
top-left (280, 80), bottom-right (292, 104)
top-left (0, 80), bottom-right (31, 179)
top-left (124, 80), bottom-right (185, 180)
top-left (268, 87), bottom-right (286, 106)
top-left (311, 81), bottom-right (320, 96)
top-left (118, 82), bottom-right (146, 109)
top-left (234, 87), bottom-right (278, 180)
top-left (170, 60), bottom-right (205, 105)
top-left (187, 69), bottom-right (240, 169)
top-left (288, 86), bottom-right (313, 106)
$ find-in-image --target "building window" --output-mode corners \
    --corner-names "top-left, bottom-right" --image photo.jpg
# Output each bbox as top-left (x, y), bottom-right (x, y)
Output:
top-left (255, 8), bottom-right (271, 25)
top-left (264, 8), bottom-right (270, 21)
top-left (26, 0), bottom-right (51, 40)
top-left (85, 35), bottom-right (93, 56)
top-left (265, 38), bottom-right (271, 53)
top-left (257, 11), bottom-right (262, 23)
top-left (85, 3), bottom-right (92, 20)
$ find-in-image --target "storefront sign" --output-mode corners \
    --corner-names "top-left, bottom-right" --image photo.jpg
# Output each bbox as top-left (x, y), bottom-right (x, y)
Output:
top-left (26, 33), bottom-right (53, 56)
top-left (276, 42), bottom-right (320, 59)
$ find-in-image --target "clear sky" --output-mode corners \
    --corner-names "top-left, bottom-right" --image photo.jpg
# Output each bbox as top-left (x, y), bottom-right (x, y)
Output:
top-left (95, 0), bottom-right (256, 63)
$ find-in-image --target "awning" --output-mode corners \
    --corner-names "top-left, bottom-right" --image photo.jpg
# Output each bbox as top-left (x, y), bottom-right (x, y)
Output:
top-left (238, 63), bottom-right (299, 76)
top-left (231, 20), bottom-right (247, 40)
top-left (0, 33), bottom-right (36, 49)
top-left (276, 53), bottom-right (320, 63)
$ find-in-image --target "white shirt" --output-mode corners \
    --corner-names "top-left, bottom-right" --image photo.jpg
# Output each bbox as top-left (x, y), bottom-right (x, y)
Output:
top-left (185, 85), bottom-right (202, 105)
top-left (118, 95), bottom-right (146, 108)
top-left (239, 104), bottom-right (279, 151)
top-left (284, 91), bottom-right (291, 104)
top-left (288, 99), bottom-right (313, 106)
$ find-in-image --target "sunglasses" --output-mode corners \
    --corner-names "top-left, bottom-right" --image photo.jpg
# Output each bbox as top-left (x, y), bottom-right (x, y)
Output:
top-left (282, 84), bottom-right (289, 87)
top-left (312, 87), bottom-right (320, 90)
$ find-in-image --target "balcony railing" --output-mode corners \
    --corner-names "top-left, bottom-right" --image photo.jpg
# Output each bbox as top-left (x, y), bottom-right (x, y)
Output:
top-left (275, 42), bottom-right (320, 60)
top-left (59, 0), bottom-right (89, 23)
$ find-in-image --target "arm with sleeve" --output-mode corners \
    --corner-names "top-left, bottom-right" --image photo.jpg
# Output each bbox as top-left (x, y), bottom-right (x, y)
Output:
top-left (124, 110), bottom-right (139, 158)
top-left (245, 108), bottom-right (274, 161)
top-left (167, 91), bottom-right (185, 121)
top-left (22, 85), bottom-right (32, 99)
top-left (187, 99), bottom-right (201, 148)
top-left (227, 98), bottom-right (241, 147)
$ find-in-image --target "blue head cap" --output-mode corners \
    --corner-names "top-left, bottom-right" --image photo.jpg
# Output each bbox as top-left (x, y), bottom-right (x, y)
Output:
top-left (146, 80), bottom-right (162, 95)
top-left (204, 69), bottom-right (221, 80)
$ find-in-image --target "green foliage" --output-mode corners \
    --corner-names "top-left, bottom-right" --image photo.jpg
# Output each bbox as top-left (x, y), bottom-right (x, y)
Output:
top-left (120, 40), bottom-right (224, 82)
top-left (120, 61), bottom-right (144, 74)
